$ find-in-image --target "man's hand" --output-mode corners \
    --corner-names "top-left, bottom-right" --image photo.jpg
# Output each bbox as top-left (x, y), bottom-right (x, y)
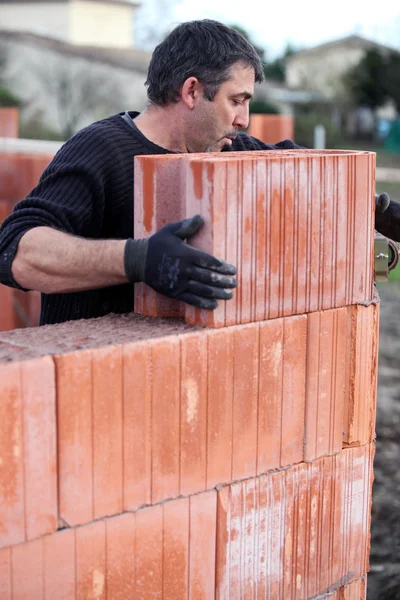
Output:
top-left (124, 215), bottom-right (237, 309)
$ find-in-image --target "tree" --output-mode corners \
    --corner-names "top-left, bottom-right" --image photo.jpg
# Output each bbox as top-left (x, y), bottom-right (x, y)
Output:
top-left (26, 56), bottom-right (125, 139)
top-left (264, 43), bottom-right (297, 82)
top-left (384, 51), bottom-right (400, 112)
top-left (345, 48), bottom-right (389, 112)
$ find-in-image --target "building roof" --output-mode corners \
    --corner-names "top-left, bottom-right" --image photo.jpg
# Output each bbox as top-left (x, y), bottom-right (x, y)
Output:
top-left (0, 29), bottom-right (151, 73)
top-left (286, 34), bottom-right (400, 63)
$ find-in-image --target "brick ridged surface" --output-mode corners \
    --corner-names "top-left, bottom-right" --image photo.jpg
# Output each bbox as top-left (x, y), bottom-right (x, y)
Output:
top-left (134, 150), bottom-right (375, 327)
top-left (0, 145), bottom-right (378, 597)
top-left (0, 446), bottom-right (372, 600)
top-left (247, 114), bottom-right (294, 144)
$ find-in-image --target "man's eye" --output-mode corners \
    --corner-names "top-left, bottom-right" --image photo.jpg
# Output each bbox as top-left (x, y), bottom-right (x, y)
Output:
top-left (233, 99), bottom-right (243, 106)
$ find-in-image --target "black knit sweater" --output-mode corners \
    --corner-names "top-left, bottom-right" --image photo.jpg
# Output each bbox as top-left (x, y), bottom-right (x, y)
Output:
top-left (0, 111), bottom-right (300, 325)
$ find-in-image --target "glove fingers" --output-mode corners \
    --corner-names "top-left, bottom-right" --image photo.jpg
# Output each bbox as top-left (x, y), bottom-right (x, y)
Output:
top-left (174, 215), bottom-right (204, 239)
top-left (178, 292), bottom-right (218, 310)
top-left (191, 250), bottom-right (237, 275)
top-left (188, 280), bottom-right (233, 300)
top-left (187, 265), bottom-right (237, 288)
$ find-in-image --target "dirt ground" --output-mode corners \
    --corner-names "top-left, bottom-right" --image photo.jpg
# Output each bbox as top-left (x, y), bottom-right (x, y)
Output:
top-left (367, 283), bottom-right (400, 600)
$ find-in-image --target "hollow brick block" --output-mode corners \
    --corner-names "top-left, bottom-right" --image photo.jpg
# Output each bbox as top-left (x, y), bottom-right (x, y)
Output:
top-left (134, 150), bottom-right (375, 327)
top-left (76, 520), bottom-right (106, 600)
top-left (247, 114), bottom-right (294, 144)
top-left (0, 358), bottom-right (57, 550)
top-left (304, 307), bottom-right (347, 461)
top-left (216, 444), bottom-right (374, 599)
top-left (49, 303), bottom-right (378, 528)
top-left (0, 153), bottom-right (53, 202)
top-left (123, 341), bottom-right (153, 511)
top-left (343, 302), bottom-right (380, 447)
top-left (180, 333), bottom-right (208, 497)
top-left (0, 108), bottom-right (19, 138)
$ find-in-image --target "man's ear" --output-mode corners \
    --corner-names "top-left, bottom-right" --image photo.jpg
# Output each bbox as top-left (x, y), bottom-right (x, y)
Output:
top-left (181, 77), bottom-right (202, 109)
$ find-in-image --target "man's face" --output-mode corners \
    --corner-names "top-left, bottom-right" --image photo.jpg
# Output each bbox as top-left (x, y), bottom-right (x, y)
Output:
top-left (187, 62), bottom-right (255, 153)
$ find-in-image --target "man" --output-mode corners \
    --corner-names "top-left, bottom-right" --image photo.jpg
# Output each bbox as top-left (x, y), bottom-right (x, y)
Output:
top-left (0, 20), bottom-right (398, 325)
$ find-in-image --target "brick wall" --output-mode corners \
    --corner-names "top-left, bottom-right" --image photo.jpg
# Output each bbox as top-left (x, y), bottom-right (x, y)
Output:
top-left (0, 149), bottom-right (377, 598)
top-left (247, 114), bottom-right (294, 144)
top-left (0, 151), bottom-right (54, 331)
top-left (0, 108), bottom-right (19, 139)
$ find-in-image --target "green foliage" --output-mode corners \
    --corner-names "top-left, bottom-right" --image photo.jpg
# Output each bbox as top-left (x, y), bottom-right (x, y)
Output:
top-left (0, 87), bottom-right (21, 107)
top-left (263, 43), bottom-right (297, 82)
top-left (345, 49), bottom-right (388, 110)
top-left (249, 98), bottom-right (280, 115)
top-left (384, 51), bottom-right (400, 112)
top-left (294, 113), bottom-right (341, 148)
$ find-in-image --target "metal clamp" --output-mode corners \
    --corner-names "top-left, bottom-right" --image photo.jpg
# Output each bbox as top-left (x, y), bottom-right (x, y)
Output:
top-left (374, 232), bottom-right (400, 282)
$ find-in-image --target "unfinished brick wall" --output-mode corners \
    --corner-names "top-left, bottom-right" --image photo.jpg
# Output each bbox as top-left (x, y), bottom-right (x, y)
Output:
top-left (0, 148), bottom-right (377, 599)
top-left (0, 152), bottom-right (54, 331)
top-left (0, 108), bottom-right (19, 139)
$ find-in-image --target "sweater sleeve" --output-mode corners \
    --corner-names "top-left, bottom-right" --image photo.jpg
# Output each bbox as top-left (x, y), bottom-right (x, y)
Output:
top-left (0, 125), bottom-right (110, 289)
top-left (229, 132), bottom-right (304, 151)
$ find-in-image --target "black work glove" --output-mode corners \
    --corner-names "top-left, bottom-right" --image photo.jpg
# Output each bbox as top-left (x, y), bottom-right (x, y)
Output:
top-left (124, 215), bottom-right (237, 309)
top-left (375, 192), bottom-right (400, 242)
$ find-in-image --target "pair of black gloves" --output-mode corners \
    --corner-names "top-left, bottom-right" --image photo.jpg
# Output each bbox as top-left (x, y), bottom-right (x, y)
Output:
top-left (125, 193), bottom-right (399, 310)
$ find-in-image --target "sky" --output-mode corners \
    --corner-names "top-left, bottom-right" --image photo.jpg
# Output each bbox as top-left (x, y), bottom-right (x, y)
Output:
top-left (135, 0), bottom-right (400, 58)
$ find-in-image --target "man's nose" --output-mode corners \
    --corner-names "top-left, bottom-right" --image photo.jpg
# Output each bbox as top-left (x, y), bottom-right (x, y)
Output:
top-left (233, 105), bottom-right (250, 130)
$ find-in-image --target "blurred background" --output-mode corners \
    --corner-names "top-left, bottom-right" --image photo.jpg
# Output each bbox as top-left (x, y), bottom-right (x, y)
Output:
top-left (1, 1), bottom-right (400, 597)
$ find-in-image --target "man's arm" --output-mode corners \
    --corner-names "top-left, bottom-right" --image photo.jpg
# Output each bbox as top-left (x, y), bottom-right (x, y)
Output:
top-left (11, 227), bottom-right (127, 294)
top-left (10, 216), bottom-right (238, 310)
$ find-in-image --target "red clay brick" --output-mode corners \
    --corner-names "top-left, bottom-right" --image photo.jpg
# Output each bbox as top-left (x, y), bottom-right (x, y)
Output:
top-left (0, 153), bottom-right (53, 202)
top-left (163, 498), bottom-right (190, 600)
top-left (304, 308), bottom-right (347, 461)
top-left (76, 520), bottom-right (106, 600)
top-left (56, 350), bottom-right (93, 526)
top-left (180, 333), bottom-right (207, 497)
top-left (257, 319), bottom-right (284, 473)
top-left (184, 159), bottom-right (230, 328)
top-left (247, 114), bottom-right (294, 144)
top-left (151, 338), bottom-right (180, 504)
top-left (344, 304), bottom-right (379, 447)
top-left (11, 537), bottom-right (44, 598)
top-left (232, 323), bottom-right (259, 480)
top-left (281, 315), bottom-right (307, 466)
top-left (0, 363), bottom-right (24, 547)
top-left (189, 490), bottom-right (217, 600)
top-left (0, 547), bottom-right (11, 599)
top-left (0, 280), bottom-right (15, 333)
top-left (206, 328), bottom-right (234, 489)
top-left (325, 576), bottom-right (367, 599)
top-left (0, 108), bottom-right (19, 138)
top-left (21, 357), bottom-right (57, 540)
top-left (123, 342), bottom-right (152, 511)
top-left (134, 151), bottom-right (375, 327)
top-left (106, 512), bottom-right (135, 599)
top-left (134, 156), bottom-right (186, 318)
top-left (43, 528), bottom-right (76, 599)
top-left (92, 345), bottom-right (123, 520)
top-left (216, 445), bottom-right (374, 599)
top-left (135, 504), bottom-right (163, 599)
